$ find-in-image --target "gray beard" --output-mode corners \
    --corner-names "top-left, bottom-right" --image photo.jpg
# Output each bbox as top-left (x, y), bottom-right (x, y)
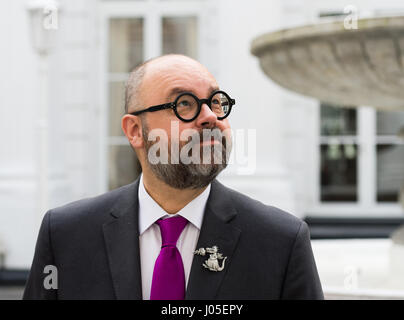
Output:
top-left (142, 123), bottom-right (231, 189)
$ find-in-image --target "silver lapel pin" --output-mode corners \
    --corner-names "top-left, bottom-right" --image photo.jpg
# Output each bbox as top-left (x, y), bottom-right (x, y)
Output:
top-left (194, 245), bottom-right (227, 272)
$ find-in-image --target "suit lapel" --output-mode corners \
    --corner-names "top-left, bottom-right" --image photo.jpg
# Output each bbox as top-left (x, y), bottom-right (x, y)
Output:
top-left (186, 180), bottom-right (241, 300)
top-left (102, 179), bottom-right (143, 300)
top-left (101, 178), bottom-right (241, 300)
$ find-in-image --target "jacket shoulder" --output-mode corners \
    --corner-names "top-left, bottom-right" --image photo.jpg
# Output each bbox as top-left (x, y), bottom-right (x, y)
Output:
top-left (48, 181), bottom-right (137, 226)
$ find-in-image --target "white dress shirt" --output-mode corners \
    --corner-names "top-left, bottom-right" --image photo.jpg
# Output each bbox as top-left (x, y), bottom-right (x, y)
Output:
top-left (138, 174), bottom-right (211, 300)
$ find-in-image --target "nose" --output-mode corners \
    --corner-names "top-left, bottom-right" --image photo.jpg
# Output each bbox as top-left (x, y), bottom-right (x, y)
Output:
top-left (195, 103), bottom-right (217, 128)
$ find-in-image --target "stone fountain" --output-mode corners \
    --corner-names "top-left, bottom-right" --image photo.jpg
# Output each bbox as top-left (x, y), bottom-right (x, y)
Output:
top-left (251, 16), bottom-right (404, 111)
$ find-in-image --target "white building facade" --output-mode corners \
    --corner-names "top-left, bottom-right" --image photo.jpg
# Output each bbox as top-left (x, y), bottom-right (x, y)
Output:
top-left (1, 0), bottom-right (403, 270)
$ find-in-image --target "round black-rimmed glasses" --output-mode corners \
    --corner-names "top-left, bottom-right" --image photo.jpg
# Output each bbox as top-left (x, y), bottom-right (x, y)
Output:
top-left (129, 90), bottom-right (236, 122)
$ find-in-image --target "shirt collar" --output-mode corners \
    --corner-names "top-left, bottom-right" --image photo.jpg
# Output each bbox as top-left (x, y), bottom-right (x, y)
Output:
top-left (138, 174), bottom-right (211, 235)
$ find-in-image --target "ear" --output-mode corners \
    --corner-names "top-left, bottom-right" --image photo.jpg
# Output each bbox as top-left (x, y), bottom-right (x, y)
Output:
top-left (121, 114), bottom-right (145, 149)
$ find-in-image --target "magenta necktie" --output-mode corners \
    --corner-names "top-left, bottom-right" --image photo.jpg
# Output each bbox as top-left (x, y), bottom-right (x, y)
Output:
top-left (150, 216), bottom-right (188, 300)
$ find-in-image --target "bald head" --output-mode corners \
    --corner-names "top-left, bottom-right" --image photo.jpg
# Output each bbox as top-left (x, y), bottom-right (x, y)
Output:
top-left (124, 58), bottom-right (151, 114)
top-left (124, 54), bottom-right (217, 114)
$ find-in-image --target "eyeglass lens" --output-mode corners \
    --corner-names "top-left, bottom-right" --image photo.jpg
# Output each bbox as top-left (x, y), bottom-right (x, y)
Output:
top-left (175, 93), bottom-right (231, 120)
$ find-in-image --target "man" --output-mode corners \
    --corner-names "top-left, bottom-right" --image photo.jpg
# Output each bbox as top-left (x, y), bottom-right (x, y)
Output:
top-left (23, 54), bottom-right (323, 300)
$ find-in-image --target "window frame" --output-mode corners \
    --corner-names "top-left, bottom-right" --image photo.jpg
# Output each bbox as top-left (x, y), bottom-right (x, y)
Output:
top-left (308, 105), bottom-right (404, 218)
top-left (98, 0), bottom-right (205, 192)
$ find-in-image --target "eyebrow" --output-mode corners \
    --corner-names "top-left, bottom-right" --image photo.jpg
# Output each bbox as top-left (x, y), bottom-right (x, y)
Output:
top-left (167, 86), bottom-right (220, 100)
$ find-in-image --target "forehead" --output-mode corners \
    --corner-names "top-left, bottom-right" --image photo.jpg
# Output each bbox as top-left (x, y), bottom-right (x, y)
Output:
top-left (142, 56), bottom-right (218, 100)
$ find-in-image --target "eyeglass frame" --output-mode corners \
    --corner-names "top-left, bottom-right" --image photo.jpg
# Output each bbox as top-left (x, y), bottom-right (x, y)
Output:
top-left (128, 90), bottom-right (236, 122)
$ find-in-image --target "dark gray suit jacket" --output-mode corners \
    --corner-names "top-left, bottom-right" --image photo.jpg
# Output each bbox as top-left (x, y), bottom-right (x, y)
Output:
top-left (23, 178), bottom-right (323, 300)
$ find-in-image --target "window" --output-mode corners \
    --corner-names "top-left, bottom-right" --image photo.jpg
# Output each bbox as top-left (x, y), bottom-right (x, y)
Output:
top-left (162, 17), bottom-right (198, 58)
top-left (376, 111), bottom-right (404, 203)
top-left (320, 103), bottom-right (358, 202)
top-left (108, 18), bottom-right (144, 191)
top-left (316, 103), bottom-right (404, 216)
top-left (102, 1), bottom-right (200, 191)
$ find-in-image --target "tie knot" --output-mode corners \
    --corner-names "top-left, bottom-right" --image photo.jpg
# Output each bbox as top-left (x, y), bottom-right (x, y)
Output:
top-left (157, 216), bottom-right (188, 247)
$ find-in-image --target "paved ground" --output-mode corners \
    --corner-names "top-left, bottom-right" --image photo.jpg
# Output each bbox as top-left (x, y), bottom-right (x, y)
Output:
top-left (0, 287), bottom-right (24, 300)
